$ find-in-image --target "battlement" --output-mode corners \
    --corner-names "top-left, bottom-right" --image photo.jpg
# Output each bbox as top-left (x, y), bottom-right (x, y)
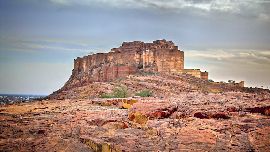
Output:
top-left (64, 40), bottom-right (207, 89)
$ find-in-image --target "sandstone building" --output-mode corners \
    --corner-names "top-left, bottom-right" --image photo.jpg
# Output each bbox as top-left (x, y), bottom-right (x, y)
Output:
top-left (65, 39), bottom-right (208, 88)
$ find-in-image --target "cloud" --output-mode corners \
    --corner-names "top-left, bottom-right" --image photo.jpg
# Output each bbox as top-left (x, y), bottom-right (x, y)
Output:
top-left (184, 49), bottom-right (270, 88)
top-left (185, 49), bottom-right (236, 60)
top-left (0, 37), bottom-right (91, 53)
top-left (259, 13), bottom-right (270, 22)
top-left (21, 43), bottom-right (84, 52)
top-left (185, 49), bottom-right (270, 64)
top-left (47, 0), bottom-right (270, 19)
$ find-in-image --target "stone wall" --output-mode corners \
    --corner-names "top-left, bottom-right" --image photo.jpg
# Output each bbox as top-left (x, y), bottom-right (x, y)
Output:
top-left (238, 81), bottom-right (245, 87)
top-left (104, 65), bottom-right (137, 81)
top-left (201, 71), bottom-right (208, 80)
top-left (64, 39), bottom-right (185, 88)
top-left (155, 48), bottom-right (184, 72)
top-left (182, 69), bottom-right (202, 78)
top-left (211, 81), bottom-right (245, 89)
top-left (182, 69), bottom-right (208, 80)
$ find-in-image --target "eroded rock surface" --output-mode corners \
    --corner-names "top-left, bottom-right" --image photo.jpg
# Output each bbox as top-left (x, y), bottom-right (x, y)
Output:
top-left (1, 91), bottom-right (269, 151)
top-left (49, 73), bottom-right (260, 100)
top-left (51, 40), bottom-right (185, 96)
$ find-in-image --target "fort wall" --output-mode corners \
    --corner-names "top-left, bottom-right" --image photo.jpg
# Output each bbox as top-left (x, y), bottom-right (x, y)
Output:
top-left (63, 39), bottom-right (214, 89)
top-left (181, 69), bottom-right (208, 80)
top-left (66, 40), bottom-right (185, 88)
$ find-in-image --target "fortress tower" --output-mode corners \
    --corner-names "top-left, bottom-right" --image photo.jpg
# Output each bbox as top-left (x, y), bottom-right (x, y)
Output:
top-left (65, 39), bottom-right (207, 89)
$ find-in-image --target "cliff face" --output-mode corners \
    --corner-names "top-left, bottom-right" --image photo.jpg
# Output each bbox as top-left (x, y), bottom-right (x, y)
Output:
top-left (63, 39), bottom-right (184, 89)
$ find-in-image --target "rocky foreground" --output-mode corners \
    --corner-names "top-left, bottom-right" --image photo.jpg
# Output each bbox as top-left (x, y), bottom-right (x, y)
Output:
top-left (1, 73), bottom-right (270, 151)
top-left (1, 90), bottom-right (270, 151)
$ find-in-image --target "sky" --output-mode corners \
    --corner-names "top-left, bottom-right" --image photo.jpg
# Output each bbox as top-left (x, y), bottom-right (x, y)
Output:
top-left (0, 0), bottom-right (270, 95)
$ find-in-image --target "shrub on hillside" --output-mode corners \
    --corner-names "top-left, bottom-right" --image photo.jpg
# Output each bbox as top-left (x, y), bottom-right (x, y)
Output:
top-left (100, 85), bottom-right (128, 98)
top-left (113, 85), bottom-right (128, 98)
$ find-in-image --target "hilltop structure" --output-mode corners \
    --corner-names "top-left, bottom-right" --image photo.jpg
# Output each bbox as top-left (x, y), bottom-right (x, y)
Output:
top-left (64, 39), bottom-right (208, 89)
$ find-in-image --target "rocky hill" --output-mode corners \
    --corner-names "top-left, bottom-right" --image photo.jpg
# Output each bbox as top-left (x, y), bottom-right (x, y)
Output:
top-left (49, 39), bottom-right (251, 100)
top-left (57, 40), bottom-right (184, 90)
top-left (1, 87), bottom-right (270, 151)
top-left (49, 72), bottom-right (255, 100)
top-left (1, 40), bottom-right (270, 152)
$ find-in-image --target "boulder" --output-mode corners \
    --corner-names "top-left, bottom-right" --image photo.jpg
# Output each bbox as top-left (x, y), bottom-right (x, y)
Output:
top-left (128, 100), bottom-right (177, 124)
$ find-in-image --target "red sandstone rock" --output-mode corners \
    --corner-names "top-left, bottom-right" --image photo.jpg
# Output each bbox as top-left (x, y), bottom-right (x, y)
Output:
top-left (227, 106), bottom-right (239, 112)
top-left (194, 112), bottom-right (209, 119)
top-left (1, 86), bottom-right (270, 151)
top-left (178, 127), bottom-right (217, 150)
top-left (49, 71), bottom-right (261, 100)
top-left (128, 100), bottom-right (177, 122)
top-left (58, 40), bottom-right (184, 90)
top-left (48, 40), bottom-right (255, 100)
top-left (248, 127), bottom-right (270, 151)
top-left (210, 112), bottom-right (230, 119)
top-left (245, 106), bottom-right (270, 116)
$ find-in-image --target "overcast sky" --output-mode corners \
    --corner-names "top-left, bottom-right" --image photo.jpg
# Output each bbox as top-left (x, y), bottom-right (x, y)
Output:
top-left (0, 0), bottom-right (270, 95)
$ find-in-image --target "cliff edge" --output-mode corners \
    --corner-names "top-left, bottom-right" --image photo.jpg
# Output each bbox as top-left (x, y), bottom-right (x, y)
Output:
top-left (48, 39), bottom-right (260, 100)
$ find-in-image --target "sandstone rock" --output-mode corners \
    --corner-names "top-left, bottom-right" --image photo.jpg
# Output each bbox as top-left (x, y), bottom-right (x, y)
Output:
top-left (1, 90), bottom-right (270, 151)
top-left (119, 98), bottom-right (138, 109)
top-left (211, 112), bottom-right (230, 119)
top-left (92, 98), bottom-right (138, 109)
top-left (245, 106), bottom-right (270, 116)
top-left (81, 137), bottom-right (121, 152)
top-left (194, 112), bottom-right (209, 119)
top-left (102, 121), bottom-right (129, 130)
top-left (178, 127), bottom-right (217, 150)
top-left (49, 39), bottom-right (262, 100)
top-left (249, 127), bottom-right (270, 151)
top-left (50, 40), bottom-right (185, 97)
top-left (128, 100), bottom-right (177, 124)
top-left (170, 111), bottom-right (187, 119)
top-left (128, 112), bottom-right (149, 125)
top-left (227, 106), bottom-right (239, 112)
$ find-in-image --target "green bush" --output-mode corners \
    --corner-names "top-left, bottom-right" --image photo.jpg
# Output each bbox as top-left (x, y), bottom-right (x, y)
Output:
top-left (100, 85), bottom-right (128, 98)
top-left (113, 85), bottom-right (128, 98)
top-left (135, 90), bottom-right (152, 97)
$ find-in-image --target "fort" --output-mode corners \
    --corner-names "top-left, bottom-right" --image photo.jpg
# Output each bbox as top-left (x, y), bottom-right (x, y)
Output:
top-left (65, 39), bottom-right (208, 89)
top-left (4, 40), bottom-right (270, 152)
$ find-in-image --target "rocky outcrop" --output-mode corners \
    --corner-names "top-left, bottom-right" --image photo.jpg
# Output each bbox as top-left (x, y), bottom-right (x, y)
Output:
top-left (49, 72), bottom-right (259, 100)
top-left (128, 99), bottom-right (178, 124)
top-left (61, 39), bottom-right (184, 90)
top-left (1, 91), bottom-right (270, 151)
top-left (48, 39), bottom-right (258, 100)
